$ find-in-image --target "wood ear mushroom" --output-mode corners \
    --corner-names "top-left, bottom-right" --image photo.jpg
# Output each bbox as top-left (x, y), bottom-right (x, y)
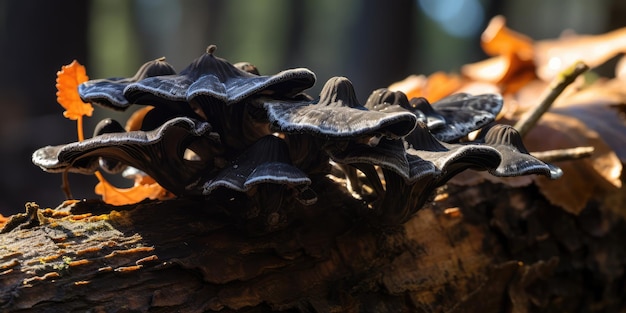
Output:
top-left (33, 45), bottom-right (561, 231)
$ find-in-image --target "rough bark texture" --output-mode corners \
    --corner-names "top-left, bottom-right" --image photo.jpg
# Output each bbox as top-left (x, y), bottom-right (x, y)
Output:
top-left (1, 176), bottom-right (625, 312)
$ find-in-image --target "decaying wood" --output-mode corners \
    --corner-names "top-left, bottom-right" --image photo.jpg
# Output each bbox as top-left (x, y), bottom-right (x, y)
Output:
top-left (1, 176), bottom-right (625, 312)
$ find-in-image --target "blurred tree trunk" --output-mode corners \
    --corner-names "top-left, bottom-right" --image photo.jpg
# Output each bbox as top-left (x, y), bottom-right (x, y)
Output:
top-left (0, 0), bottom-right (91, 216)
top-left (0, 0), bottom-right (88, 116)
top-left (1, 177), bottom-right (625, 312)
top-left (347, 0), bottom-right (415, 101)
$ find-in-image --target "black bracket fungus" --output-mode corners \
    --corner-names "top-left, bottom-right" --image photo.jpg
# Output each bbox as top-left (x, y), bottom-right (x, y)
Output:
top-left (122, 45), bottom-right (315, 108)
top-left (365, 88), bottom-right (503, 143)
top-left (121, 45), bottom-right (316, 158)
top-left (34, 44), bottom-right (563, 232)
top-left (264, 76), bottom-right (417, 139)
top-left (428, 93), bottom-right (503, 142)
top-left (32, 117), bottom-right (221, 196)
top-left (477, 124), bottom-right (563, 179)
top-left (79, 57), bottom-right (177, 110)
top-left (365, 88), bottom-right (445, 130)
top-left (202, 135), bottom-right (314, 203)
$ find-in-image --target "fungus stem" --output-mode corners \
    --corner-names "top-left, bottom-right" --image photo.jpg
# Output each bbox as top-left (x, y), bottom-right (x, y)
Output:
top-left (514, 61), bottom-right (589, 137)
top-left (76, 116), bottom-right (85, 142)
top-left (61, 116), bottom-right (85, 200)
top-left (531, 146), bottom-right (594, 163)
top-left (62, 169), bottom-right (73, 199)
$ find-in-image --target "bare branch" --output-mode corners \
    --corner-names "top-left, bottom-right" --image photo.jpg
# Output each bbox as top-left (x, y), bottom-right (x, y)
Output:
top-left (531, 146), bottom-right (594, 163)
top-left (514, 61), bottom-right (589, 137)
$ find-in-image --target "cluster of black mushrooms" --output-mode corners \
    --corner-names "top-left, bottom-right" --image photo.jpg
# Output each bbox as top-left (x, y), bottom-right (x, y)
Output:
top-left (32, 45), bottom-right (561, 232)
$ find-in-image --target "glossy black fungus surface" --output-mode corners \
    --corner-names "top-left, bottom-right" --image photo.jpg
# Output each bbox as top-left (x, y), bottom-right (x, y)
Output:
top-left (34, 45), bottom-right (561, 229)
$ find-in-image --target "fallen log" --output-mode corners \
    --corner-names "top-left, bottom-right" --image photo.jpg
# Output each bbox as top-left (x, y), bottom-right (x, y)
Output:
top-left (1, 176), bottom-right (624, 312)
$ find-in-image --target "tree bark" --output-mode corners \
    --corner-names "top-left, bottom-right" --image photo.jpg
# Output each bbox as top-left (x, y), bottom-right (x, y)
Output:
top-left (1, 176), bottom-right (625, 312)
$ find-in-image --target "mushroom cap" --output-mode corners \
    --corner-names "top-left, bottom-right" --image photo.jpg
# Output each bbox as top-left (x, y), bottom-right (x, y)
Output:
top-left (478, 124), bottom-right (563, 179)
top-left (364, 88), bottom-right (412, 113)
top-left (265, 77), bottom-right (417, 139)
top-left (409, 97), bottom-right (446, 130)
top-left (202, 135), bottom-right (315, 203)
top-left (32, 117), bottom-right (220, 195)
top-left (124, 45), bottom-right (316, 109)
top-left (364, 89), bottom-right (445, 130)
top-left (326, 121), bottom-right (510, 186)
top-left (365, 89), bottom-right (502, 142)
top-left (79, 57), bottom-right (177, 110)
top-left (404, 122), bottom-right (502, 183)
top-left (92, 118), bottom-right (127, 174)
top-left (428, 93), bottom-right (503, 142)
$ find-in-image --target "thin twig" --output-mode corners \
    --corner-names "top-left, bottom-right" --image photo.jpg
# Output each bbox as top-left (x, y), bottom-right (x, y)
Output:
top-left (531, 146), bottom-right (594, 163)
top-left (514, 61), bottom-right (589, 137)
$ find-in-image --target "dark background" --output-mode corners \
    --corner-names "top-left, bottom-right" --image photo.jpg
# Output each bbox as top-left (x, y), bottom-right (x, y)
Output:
top-left (1, 0), bottom-right (624, 215)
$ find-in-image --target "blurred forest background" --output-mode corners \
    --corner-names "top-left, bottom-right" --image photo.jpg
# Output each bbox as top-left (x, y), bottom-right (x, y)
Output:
top-left (0, 0), bottom-right (624, 215)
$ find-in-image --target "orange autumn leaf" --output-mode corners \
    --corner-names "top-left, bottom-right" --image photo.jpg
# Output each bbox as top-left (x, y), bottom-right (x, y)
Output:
top-left (94, 172), bottom-right (172, 206)
top-left (0, 213), bottom-right (7, 229)
top-left (388, 72), bottom-right (463, 102)
top-left (480, 15), bottom-right (534, 61)
top-left (461, 16), bottom-right (536, 95)
top-left (56, 60), bottom-right (93, 121)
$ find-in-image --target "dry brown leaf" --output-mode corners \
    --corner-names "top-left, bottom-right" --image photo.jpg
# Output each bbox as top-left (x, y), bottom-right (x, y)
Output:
top-left (534, 27), bottom-right (626, 81)
top-left (524, 112), bottom-right (621, 214)
top-left (480, 15), bottom-right (534, 61)
top-left (550, 77), bottom-right (626, 163)
top-left (554, 78), bottom-right (626, 110)
top-left (461, 16), bottom-right (535, 95)
top-left (461, 55), bottom-right (512, 84)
